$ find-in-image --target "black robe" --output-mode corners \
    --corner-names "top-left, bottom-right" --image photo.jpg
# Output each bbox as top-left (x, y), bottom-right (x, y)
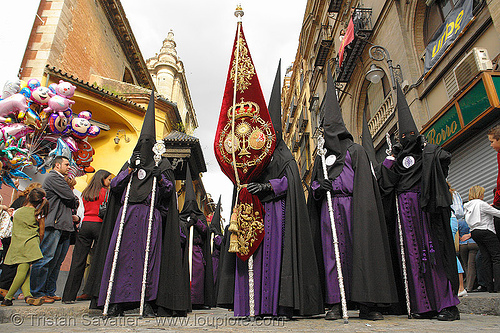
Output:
top-left (83, 159), bottom-right (190, 312)
top-left (308, 142), bottom-right (399, 305)
top-left (217, 141), bottom-right (324, 316)
top-left (378, 143), bottom-right (459, 299)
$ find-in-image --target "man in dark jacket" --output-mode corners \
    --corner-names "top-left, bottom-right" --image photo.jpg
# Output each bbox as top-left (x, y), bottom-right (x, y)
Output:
top-left (31, 155), bottom-right (79, 301)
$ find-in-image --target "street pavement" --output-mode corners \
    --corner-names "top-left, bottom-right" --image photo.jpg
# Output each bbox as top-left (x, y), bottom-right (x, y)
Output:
top-left (1, 296), bottom-right (500, 332)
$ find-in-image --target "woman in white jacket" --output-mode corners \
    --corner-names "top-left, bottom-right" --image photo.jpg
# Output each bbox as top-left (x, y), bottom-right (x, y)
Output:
top-left (464, 186), bottom-right (500, 293)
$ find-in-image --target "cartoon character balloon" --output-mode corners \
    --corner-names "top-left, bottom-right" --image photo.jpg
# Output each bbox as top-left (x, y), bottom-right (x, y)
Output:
top-left (48, 113), bottom-right (70, 134)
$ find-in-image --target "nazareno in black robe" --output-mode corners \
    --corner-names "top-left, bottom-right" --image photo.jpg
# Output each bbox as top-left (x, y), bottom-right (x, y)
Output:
top-left (377, 142), bottom-right (459, 300)
top-left (216, 140), bottom-right (324, 316)
top-left (308, 141), bottom-right (399, 306)
top-left (83, 159), bottom-right (190, 313)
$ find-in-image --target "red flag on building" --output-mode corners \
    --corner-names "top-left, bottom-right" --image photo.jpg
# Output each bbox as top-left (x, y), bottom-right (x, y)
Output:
top-left (338, 17), bottom-right (354, 67)
top-left (214, 21), bottom-right (276, 261)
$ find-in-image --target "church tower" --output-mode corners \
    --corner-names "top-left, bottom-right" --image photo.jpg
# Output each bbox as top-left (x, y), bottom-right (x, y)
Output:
top-left (146, 30), bottom-right (198, 134)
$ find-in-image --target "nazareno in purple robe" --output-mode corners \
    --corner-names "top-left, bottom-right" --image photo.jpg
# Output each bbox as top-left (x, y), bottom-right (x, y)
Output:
top-left (180, 218), bottom-right (208, 305)
top-left (311, 151), bottom-right (354, 305)
top-left (382, 158), bottom-right (459, 313)
top-left (234, 176), bottom-right (287, 317)
top-left (212, 235), bottom-right (223, 285)
top-left (98, 169), bottom-right (172, 306)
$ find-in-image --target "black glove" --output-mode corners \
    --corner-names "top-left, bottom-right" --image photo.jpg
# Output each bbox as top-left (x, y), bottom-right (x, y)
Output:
top-left (186, 213), bottom-right (197, 228)
top-left (317, 178), bottom-right (333, 192)
top-left (152, 166), bottom-right (161, 178)
top-left (392, 143), bottom-right (402, 157)
top-left (130, 152), bottom-right (141, 169)
top-left (247, 182), bottom-right (273, 195)
top-left (209, 224), bottom-right (221, 235)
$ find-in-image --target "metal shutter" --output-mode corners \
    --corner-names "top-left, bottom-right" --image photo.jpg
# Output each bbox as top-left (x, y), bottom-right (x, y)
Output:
top-left (447, 120), bottom-right (500, 204)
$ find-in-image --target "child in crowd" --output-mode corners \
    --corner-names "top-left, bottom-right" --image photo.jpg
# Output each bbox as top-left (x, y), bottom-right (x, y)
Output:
top-left (0, 188), bottom-right (49, 306)
top-left (464, 186), bottom-right (500, 293)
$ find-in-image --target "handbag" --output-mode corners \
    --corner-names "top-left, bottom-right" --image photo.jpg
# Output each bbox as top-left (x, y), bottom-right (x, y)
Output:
top-left (0, 210), bottom-right (12, 239)
top-left (98, 189), bottom-right (110, 220)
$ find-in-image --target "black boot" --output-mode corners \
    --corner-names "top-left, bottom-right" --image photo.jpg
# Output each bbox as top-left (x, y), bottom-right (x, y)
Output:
top-left (107, 303), bottom-right (124, 317)
top-left (359, 304), bottom-right (384, 321)
top-left (437, 306), bottom-right (460, 321)
top-left (142, 302), bottom-right (156, 318)
top-left (325, 303), bottom-right (342, 320)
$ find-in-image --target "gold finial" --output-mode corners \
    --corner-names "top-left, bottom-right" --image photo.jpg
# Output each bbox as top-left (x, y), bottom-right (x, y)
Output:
top-left (234, 4), bottom-right (244, 20)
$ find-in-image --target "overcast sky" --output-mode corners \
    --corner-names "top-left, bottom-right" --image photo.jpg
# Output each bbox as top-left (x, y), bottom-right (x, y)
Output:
top-left (0, 0), bottom-right (307, 223)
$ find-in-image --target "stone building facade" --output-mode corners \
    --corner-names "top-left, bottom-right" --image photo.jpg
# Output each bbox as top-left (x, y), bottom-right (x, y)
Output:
top-left (283, 0), bottom-right (500, 200)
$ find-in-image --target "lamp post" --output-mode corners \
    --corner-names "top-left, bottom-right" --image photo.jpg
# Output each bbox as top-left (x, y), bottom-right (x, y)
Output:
top-left (366, 45), bottom-right (398, 90)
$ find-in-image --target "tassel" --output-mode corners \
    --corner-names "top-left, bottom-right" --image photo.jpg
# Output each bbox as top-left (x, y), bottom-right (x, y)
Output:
top-left (228, 233), bottom-right (239, 253)
top-left (228, 207), bottom-right (239, 233)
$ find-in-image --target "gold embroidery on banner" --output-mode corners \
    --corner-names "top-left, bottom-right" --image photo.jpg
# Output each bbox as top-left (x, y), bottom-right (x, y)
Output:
top-left (230, 37), bottom-right (255, 93)
top-left (228, 202), bottom-right (264, 255)
top-left (218, 99), bottom-right (275, 175)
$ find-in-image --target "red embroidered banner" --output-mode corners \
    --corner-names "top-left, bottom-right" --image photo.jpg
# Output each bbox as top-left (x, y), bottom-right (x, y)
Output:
top-left (214, 22), bottom-right (275, 261)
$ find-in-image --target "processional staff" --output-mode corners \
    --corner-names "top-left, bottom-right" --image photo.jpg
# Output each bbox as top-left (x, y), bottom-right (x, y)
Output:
top-left (386, 133), bottom-right (412, 319)
top-left (317, 134), bottom-right (348, 324)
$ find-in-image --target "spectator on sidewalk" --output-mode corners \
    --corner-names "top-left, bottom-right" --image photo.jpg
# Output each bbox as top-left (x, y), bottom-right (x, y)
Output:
top-left (464, 185), bottom-right (500, 293)
top-left (62, 170), bottom-right (112, 303)
top-left (30, 156), bottom-right (79, 303)
top-left (1, 188), bottom-right (49, 306)
top-left (0, 183), bottom-right (42, 299)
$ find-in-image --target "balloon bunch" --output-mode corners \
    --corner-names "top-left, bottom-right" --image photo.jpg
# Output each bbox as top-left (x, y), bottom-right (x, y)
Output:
top-left (0, 78), bottom-right (102, 188)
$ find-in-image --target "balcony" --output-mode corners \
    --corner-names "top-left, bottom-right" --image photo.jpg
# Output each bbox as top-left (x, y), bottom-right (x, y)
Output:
top-left (299, 109), bottom-right (309, 133)
top-left (290, 96), bottom-right (298, 118)
top-left (367, 93), bottom-right (394, 137)
top-left (336, 8), bottom-right (373, 82)
top-left (314, 24), bottom-right (334, 68)
top-left (292, 131), bottom-right (301, 152)
top-left (285, 115), bottom-right (293, 133)
top-left (328, 0), bottom-right (343, 13)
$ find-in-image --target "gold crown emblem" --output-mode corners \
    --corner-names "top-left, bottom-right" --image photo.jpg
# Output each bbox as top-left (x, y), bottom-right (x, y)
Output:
top-left (227, 100), bottom-right (260, 119)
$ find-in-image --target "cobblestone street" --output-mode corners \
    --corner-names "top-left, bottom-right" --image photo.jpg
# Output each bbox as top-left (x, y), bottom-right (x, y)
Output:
top-left (1, 301), bottom-right (500, 332)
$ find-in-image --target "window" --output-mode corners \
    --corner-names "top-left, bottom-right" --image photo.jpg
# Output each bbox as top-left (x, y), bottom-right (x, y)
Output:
top-left (364, 74), bottom-right (390, 120)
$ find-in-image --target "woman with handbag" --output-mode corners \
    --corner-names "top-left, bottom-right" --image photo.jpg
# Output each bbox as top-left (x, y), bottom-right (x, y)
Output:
top-left (62, 170), bottom-right (112, 303)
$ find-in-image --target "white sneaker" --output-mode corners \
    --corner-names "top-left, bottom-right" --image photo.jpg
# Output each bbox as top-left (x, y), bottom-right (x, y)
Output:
top-left (458, 289), bottom-right (468, 297)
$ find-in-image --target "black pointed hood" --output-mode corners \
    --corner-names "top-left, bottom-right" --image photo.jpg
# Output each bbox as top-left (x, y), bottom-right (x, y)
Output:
top-left (180, 164), bottom-right (204, 220)
top-left (268, 60), bottom-right (282, 143)
top-left (210, 196), bottom-right (223, 235)
top-left (128, 90), bottom-right (159, 203)
top-left (396, 82), bottom-right (418, 144)
top-left (320, 66), bottom-right (353, 180)
top-left (362, 109), bottom-right (377, 165)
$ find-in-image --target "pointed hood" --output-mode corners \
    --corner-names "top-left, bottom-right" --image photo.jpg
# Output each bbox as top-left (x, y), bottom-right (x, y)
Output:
top-left (128, 90), bottom-right (158, 203)
top-left (320, 66), bottom-right (353, 180)
top-left (268, 60), bottom-right (282, 143)
top-left (362, 109), bottom-right (377, 165)
top-left (210, 195), bottom-right (223, 235)
top-left (180, 164), bottom-right (204, 220)
top-left (396, 82), bottom-right (418, 143)
top-left (323, 66), bottom-right (353, 150)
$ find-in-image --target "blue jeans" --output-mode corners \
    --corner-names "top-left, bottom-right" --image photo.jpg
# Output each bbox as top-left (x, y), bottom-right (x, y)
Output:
top-left (30, 228), bottom-right (62, 297)
top-left (45, 235), bottom-right (70, 296)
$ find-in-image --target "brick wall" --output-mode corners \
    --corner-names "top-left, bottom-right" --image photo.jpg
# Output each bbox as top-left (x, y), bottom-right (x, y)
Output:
top-left (21, 0), bottom-right (137, 84)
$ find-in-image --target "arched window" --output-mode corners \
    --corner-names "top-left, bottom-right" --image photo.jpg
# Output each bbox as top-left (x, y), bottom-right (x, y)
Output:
top-left (363, 73), bottom-right (391, 121)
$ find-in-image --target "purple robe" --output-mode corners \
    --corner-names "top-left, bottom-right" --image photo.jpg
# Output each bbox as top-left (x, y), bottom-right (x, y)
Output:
top-left (383, 158), bottom-right (459, 313)
top-left (212, 235), bottom-right (223, 285)
top-left (234, 176), bottom-right (287, 317)
top-left (98, 169), bottom-right (172, 306)
top-left (311, 151), bottom-right (354, 304)
top-left (180, 218), bottom-right (208, 305)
